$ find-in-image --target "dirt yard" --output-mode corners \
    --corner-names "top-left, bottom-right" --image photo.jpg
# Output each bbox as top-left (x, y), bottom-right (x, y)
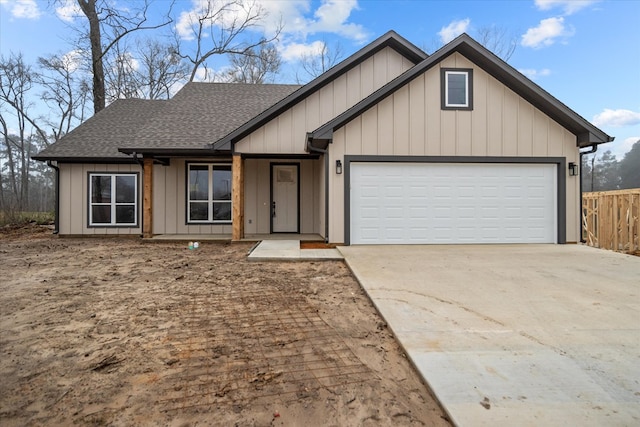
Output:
top-left (0, 225), bottom-right (450, 426)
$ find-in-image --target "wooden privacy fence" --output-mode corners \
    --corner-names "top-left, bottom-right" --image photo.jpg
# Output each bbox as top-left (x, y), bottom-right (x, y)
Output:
top-left (582, 188), bottom-right (640, 253)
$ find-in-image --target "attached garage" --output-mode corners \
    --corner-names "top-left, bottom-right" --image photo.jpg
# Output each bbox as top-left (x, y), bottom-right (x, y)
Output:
top-left (348, 160), bottom-right (561, 245)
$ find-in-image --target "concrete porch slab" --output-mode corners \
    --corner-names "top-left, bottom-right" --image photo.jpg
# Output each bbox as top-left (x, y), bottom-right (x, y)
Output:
top-left (247, 240), bottom-right (343, 261)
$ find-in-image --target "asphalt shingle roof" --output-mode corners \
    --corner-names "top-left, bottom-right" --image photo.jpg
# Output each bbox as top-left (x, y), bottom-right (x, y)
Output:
top-left (33, 82), bottom-right (301, 161)
top-left (131, 82), bottom-right (301, 150)
top-left (33, 99), bottom-right (168, 161)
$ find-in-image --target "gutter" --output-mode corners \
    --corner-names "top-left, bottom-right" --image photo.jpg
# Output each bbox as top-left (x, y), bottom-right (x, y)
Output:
top-left (46, 161), bottom-right (60, 235)
top-left (306, 134), bottom-right (330, 243)
top-left (578, 144), bottom-right (598, 243)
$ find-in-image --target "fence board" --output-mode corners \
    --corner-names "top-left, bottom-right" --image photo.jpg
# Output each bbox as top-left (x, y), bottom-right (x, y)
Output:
top-left (582, 188), bottom-right (640, 253)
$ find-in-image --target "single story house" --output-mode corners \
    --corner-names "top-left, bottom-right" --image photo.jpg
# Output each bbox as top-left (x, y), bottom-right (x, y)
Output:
top-left (34, 31), bottom-right (613, 245)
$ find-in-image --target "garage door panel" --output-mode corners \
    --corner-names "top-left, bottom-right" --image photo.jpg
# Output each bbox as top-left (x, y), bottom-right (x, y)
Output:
top-left (350, 162), bottom-right (556, 244)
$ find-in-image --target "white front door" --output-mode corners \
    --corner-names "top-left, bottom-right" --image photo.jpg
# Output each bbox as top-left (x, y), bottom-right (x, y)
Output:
top-left (272, 164), bottom-right (299, 233)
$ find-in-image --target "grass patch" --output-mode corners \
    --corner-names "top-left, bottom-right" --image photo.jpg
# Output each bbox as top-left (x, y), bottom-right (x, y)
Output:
top-left (0, 211), bottom-right (54, 227)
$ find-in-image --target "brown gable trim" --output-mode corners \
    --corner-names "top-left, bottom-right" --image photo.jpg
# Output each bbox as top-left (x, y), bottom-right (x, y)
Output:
top-left (310, 33), bottom-right (613, 148)
top-left (211, 30), bottom-right (427, 151)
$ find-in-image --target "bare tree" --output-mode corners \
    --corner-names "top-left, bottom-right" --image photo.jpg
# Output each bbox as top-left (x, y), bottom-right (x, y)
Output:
top-left (103, 40), bottom-right (141, 101)
top-left (103, 38), bottom-right (189, 100)
top-left (0, 54), bottom-right (48, 211)
top-left (175, 0), bottom-right (281, 82)
top-left (134, 39), bottom-right (189, 99)
top-left (476, 25), bottom-right (517, 61)
top-left (223, 42), bottom-right (281, 83)
top-left (296, 40), bottom-right (343, 83)
top-left (37, 53), bottom-right (91, 141)
top-left (73, 0), bottom-right (174, 113)
top-left (422, 25), bottom-right (518, 62)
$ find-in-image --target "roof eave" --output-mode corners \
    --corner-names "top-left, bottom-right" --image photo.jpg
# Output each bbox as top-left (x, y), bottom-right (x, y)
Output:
top-left (31, 155), bottom-right (136, 164)
top-left (118, 147), bottom-right (231, 157)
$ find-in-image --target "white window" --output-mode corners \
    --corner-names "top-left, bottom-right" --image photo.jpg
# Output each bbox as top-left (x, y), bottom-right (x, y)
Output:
top-left (187, 163), bottom-right (232, 223)
top-left (442, 69), bottom-right (473, 110)
top-left (89, 173), bottom-right (138, 226)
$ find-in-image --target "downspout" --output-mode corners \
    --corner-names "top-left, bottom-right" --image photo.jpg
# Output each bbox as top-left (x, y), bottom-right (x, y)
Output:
top-left (132, 151), bottom-right (143, 167)
top-left (306, 135), bottom-right (330, 243)
top-left (579, 144), bottom-right (598, 243)
top-left (46, 161), bottom-right (60, 234)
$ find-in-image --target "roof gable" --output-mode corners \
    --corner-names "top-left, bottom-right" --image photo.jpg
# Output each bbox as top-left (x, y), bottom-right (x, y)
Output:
top-left (310, 33), bottom-right (612, 148)
top-left (124, 83), bottom-right (300, 152)
top-left (211, 30), bottom-right (427, 151)
top-left (33, 83), bottom-right (300, 161)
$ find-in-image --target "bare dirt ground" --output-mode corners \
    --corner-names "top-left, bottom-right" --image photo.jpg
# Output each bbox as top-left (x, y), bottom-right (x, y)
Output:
top-left (0, 225), bottom-right (450, 426)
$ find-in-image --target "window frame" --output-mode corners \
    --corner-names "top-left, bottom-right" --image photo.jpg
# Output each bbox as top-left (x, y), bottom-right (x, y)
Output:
top-left (186, 162), bottom-right (232, 224)
top-left (441, 68), bottom-right (473, 110)
top-left (87, 172), bottom-right (139, 227)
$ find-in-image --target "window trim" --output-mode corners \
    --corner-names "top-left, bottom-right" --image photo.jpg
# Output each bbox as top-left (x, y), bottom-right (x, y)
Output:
top-left (441, 68), bottom-right (473, 110)
top-left (87, 172), bottom-right (139, 228)
top-left (186, 162), bottom-right (233, 224)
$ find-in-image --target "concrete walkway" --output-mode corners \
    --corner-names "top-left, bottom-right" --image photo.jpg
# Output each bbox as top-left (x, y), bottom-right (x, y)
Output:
top-left (247, 240), bottom-right (343, 261)
top-left (338, 244), bottom-right (640, 427)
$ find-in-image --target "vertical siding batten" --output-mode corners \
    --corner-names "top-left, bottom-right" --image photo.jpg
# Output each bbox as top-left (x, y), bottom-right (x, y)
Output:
top-left (394, 85), bottom-right (410, 155)
top-left (409, 76), bottom-right (426, 156)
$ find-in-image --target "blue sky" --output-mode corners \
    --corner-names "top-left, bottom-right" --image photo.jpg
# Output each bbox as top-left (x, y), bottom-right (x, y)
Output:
top-left (1, 0), bottom-right (639, 158)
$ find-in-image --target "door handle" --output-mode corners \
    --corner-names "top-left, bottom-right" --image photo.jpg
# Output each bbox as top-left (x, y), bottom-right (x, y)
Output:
top-left (272, 201), bottom-right (276, 218)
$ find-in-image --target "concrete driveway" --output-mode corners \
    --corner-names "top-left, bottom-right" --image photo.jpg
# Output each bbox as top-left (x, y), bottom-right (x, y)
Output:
top-left (338, 244), bottom-right (640, 426)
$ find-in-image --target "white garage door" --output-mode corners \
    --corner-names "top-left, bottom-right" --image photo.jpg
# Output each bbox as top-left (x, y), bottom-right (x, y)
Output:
top-left (350, 162), bottom-right (557, 244)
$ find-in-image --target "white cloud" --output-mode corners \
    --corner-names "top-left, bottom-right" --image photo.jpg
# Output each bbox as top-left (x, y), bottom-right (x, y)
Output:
top-left (438, 18), bottom-right (470, 44)
top-left (55, 0), bottom-right (82, 22)
top-left (192, 66), bottom-right (219, 82)
top-left (176, 1), bottom-right (253, 41)
top-left (592, 109), bottom-right (640, 127)
top-left (534, 0), bottom-right (598, 15)
top-left (1, 0), bottom-right (41, 19)
top-left (310, 0), bottom-right (367, 42)
top-left (518, 68), bottom-right (551, 80)
top-left (521, 17), bottom-right (573, 48)
top-left (621, 136), bottom-right (640, 152)
top-left (61, 49), bottom-right (85, 73)
top-left (254, 0), bottom-right (310, 36)
top-left (281, 40), bottom-right (325, 61)
top-left (175, 0), bottom-right (368, 43)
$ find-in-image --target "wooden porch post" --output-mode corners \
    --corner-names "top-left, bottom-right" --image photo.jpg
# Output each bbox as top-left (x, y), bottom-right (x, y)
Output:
top-left (143, 157), bottom-right (153, 238)
top-left (232, 154), bottom-right (244, 241)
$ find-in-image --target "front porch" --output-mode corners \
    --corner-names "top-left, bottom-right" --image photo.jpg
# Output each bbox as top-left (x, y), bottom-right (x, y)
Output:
top-left (143, 233), bottom-right (325, 242)
top-left (142, 154), bottom-right (325, 242)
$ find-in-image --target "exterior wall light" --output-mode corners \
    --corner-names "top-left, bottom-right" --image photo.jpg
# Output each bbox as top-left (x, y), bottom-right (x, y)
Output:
top-left (568, 162), bottom-right (579, 176)
top-left (336, 159), bottom-right (342, 175)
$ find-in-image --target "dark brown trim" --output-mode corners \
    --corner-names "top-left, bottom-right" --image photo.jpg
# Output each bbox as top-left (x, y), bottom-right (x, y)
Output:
top-left (119, 148), bottom-right (230, 157)
top-left (33, 157), bottom-right (137, 164)
top-left (270, 163), bottom-right (301, 234)
top-left (343, 155), bottom-right (566, 245)
top-left (440, 68), bottom-right (474, 110)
